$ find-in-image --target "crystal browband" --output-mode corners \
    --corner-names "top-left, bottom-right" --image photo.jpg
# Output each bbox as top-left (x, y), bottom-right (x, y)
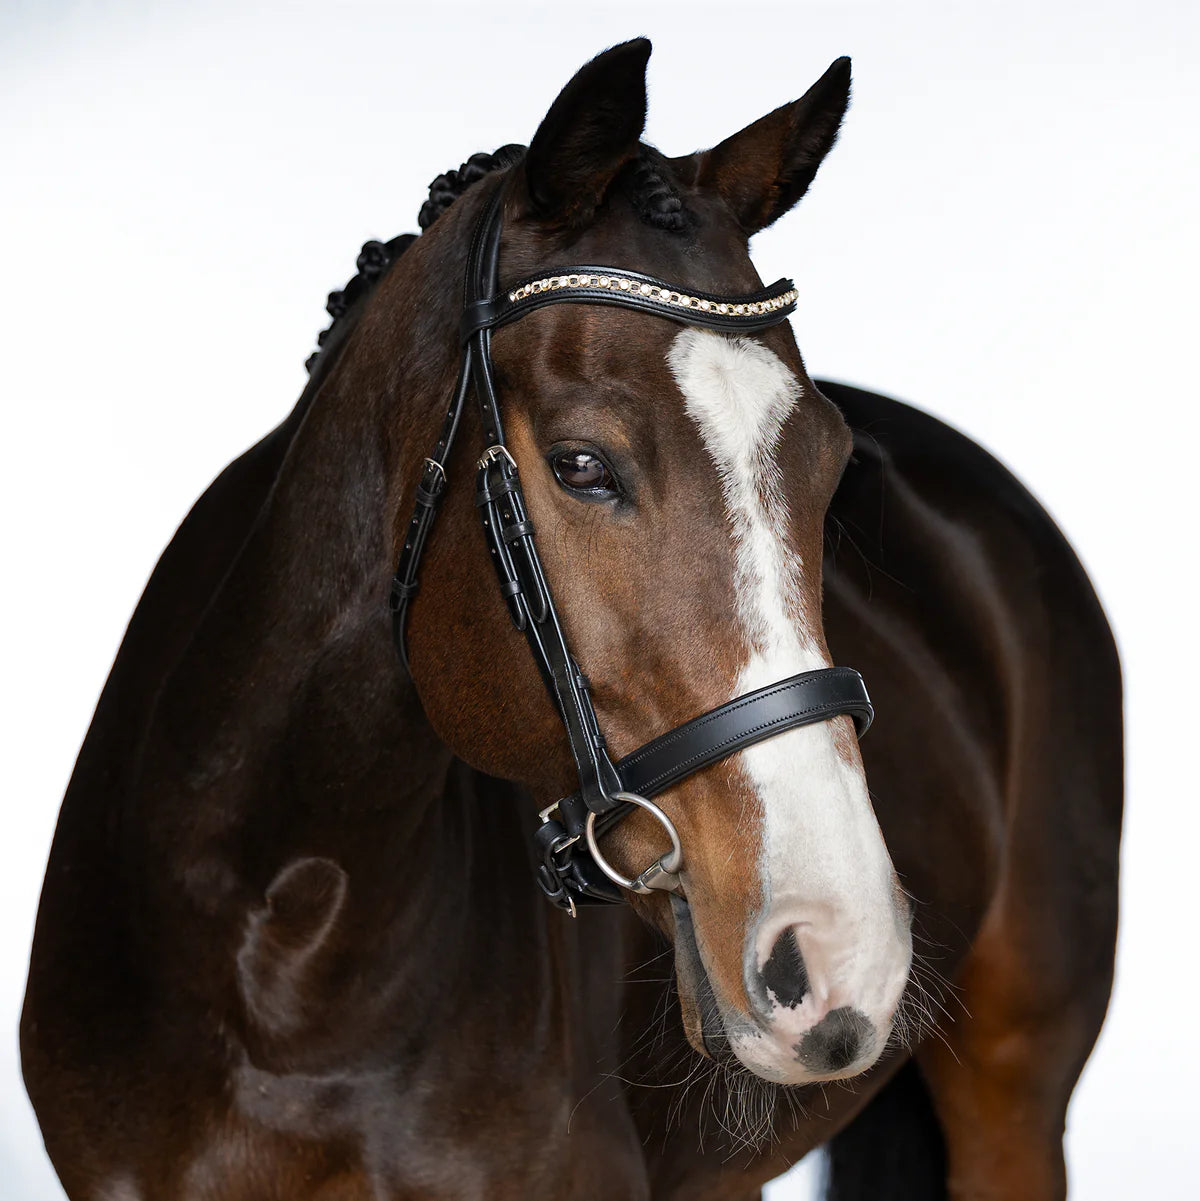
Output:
top-left (509, 272), bottom-right (798, 316)
top-left (459, 265), bottom-right (798, 341)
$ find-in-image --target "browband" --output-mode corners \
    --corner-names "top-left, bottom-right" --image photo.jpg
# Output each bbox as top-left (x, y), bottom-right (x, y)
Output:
top-left (461, 267), bottom-right (798, 341)
top-left (390, 181), bottom-right (873, 912)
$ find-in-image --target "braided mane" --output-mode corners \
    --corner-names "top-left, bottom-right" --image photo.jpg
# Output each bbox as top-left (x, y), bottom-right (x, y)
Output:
top-left (305, 143), bottom-right (692, 374)
top-left (304, 144), bottom-right (524, 375)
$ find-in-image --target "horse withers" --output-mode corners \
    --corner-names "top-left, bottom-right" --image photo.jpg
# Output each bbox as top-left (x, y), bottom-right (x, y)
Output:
top-left (22, 39), bottom-right (1121, 1201)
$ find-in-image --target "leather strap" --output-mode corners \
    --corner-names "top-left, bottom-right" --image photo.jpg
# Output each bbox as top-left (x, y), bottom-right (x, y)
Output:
top-left (460, 267), bottom-right (797, 341)
top-left (476, 446), bottom-right (624, 816)
top-left (389, 188), bottom-right (505, 671)
top-left (613, 667), bottom-right (872, 801)
top-left (388, 361), bottom-right (469, 671)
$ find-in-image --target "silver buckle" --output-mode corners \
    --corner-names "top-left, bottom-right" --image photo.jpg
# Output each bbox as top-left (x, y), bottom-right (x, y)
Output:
top-left (585, 792), bottom-right (683, 895)
top-left (477, 444), bottom-right (517, 471)
top-left (537, 800), bottom-right (581, 851)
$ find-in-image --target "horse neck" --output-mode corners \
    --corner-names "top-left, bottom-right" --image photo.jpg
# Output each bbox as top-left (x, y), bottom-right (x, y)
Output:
top-left (111, 186), bottom-right (655, 1098)
top-left (131, 193), bottom-right (529, 994)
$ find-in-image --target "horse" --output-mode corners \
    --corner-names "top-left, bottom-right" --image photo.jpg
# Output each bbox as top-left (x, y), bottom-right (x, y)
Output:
top-left (21, 39), bottom-right (1122, 1201)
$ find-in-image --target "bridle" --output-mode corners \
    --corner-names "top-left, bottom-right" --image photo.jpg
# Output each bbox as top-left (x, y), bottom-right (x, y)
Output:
top-left (389, 180), bottom-right (874, 914)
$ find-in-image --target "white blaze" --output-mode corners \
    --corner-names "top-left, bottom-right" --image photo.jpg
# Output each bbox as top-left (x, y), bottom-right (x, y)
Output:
top-left (667, 329), bottom-right (906, 1041)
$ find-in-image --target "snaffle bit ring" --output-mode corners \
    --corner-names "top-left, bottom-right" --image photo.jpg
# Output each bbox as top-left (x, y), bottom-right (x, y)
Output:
top-left (585, 792), bottom-right (683, 895)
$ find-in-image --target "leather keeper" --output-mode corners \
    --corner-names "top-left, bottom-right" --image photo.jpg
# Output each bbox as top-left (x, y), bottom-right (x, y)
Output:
top-left (501, 519), bottom-right (535, 544)
top-left (389, 577), bottom-right (418, 610)
top-left (460, 298), bottom-right (505, 341)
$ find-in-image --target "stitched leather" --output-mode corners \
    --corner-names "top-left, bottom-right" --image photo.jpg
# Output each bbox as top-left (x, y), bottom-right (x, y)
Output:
top-left (615, 668), bottom-right (872, 799)
top-left (477, 446), bottom-right (623, 814)
top-left (551, 668), bottom-right (873, 906)
top-left (460, 266), bottom-right (797, 340)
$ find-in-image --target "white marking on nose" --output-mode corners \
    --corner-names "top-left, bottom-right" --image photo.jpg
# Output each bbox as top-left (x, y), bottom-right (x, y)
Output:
top-left (666, 329), bottom-right (817, 666)
top-left (667, 328), bottom-right (909, 1043)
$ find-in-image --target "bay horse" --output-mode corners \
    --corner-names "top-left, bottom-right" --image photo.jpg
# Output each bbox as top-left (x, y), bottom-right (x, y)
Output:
top-left (22, 39), bottom-right (1122, 1201)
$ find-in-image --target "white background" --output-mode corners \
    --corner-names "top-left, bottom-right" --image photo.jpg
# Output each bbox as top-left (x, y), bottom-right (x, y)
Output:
top-left (2, 1), bottom-right (1196, 1196)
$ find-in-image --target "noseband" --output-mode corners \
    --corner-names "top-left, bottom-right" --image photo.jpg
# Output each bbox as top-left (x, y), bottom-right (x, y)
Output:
top-left (390, 184), bottom-right (873, 914)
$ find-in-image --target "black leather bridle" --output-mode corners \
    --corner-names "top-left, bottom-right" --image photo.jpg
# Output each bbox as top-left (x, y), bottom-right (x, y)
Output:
top-left (389, 182), bottom-right (873, 914)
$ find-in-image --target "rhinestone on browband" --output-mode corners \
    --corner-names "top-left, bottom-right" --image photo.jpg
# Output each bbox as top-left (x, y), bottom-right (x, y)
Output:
top-left (506, 273), bottom-right (798, 317)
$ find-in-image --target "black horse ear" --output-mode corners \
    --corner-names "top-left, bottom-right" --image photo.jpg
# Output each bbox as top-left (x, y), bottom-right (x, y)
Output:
top-left (693, 56), bottom-right (852, 236)
top-left (521, 38), bottom-right (651, 226)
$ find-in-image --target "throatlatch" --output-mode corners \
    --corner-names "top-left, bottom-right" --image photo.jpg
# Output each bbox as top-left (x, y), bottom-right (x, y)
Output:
top-left (390, 181), bottom-right (873, 913)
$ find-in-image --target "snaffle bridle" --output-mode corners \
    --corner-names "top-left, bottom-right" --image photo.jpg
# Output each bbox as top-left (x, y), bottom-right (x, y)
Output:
top-left (389, 181), bottom-right (873, 913)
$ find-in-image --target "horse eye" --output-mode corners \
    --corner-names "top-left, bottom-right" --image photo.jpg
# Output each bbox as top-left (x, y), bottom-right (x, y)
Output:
top-left (551, 451), bottom-right (614, 493)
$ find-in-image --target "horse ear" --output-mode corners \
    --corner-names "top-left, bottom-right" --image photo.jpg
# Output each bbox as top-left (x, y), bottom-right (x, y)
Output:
top-left (693, 56), bottom-right (852, 236)
top-left (520, 38), bottom-right (651, 226)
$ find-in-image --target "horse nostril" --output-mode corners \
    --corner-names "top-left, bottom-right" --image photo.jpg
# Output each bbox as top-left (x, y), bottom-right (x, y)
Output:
top-left (760, 925), bottom-right (809, 1009)
top-left (796, 1006), bottom-right (872, 1073)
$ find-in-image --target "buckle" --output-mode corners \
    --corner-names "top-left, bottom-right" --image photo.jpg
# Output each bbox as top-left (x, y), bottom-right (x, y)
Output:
top-left (415, 458), bottom-right (448, 507)
top-left (477, 444), bottom-right (517, 471)
top-left (533, 806), bottom-right (580, 917)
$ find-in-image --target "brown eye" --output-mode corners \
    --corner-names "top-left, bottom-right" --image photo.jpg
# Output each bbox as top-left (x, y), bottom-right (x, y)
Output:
top-left (551, 450), bottom-right (615, 493)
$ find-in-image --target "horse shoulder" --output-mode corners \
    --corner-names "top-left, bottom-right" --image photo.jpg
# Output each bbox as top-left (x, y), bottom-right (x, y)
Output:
top-left (21, 393), bottom-right (311, 1171)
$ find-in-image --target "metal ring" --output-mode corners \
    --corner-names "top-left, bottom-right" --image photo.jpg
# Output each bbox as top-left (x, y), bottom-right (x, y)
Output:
top-left (584, 792), bottom-right (683, 895)
top-left (423, 457), bottom-right (446, 482)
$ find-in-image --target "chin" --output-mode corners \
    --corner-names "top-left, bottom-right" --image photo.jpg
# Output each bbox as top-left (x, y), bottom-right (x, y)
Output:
top-left (725, 1019), bottom-right (888, 1085)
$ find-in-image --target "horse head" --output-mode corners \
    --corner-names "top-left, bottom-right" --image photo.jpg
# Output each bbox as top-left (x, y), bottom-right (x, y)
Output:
top-left (358, 39), bottom-right (912, 1086)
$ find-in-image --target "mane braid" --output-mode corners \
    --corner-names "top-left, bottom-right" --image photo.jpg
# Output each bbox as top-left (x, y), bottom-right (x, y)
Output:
top-left (619, 147), bottom-right (692, 234)
top-left (303, 143), bottom-right (690, 374)
top-left (303, 143), bottom-right (526, 375)
top-left (304, 232), bottom-right (417, 374)
top-left (418, 144), bottom-right (526, 230)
